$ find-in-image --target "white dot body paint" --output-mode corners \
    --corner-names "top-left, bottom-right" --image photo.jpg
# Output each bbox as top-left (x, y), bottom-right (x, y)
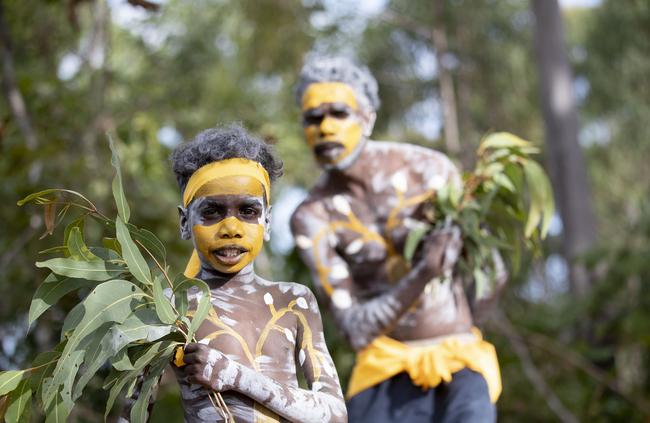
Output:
top-left (330, 264), bottom-right (349, 280)
top-left (295, 234), bottom-right (313, 249)
top-left (284, 328), bottom-right (295, 343)
top-left (299, 349), bottom-right (306, 366)
top-left (332, 195), bottom-right (351, 215)
top-left (428, 174), bottom-right (446, 190)
top-left (203, 349), bottom-right (219, 381)
top-left (345, 238), bottom-right (364, 255)
top-left (263, 292), bottom-right (274, 305)
top-left (331, 289), bottom-right (352, 309)
top-left (296, 297), bottom-right (309, 309)
top-left (391, 171), bottom-right (408, 192)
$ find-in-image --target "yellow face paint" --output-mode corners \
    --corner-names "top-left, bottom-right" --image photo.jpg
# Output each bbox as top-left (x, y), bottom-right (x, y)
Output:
top-left (301, 82), bottom-right (364, 167)
top-left (301, 82), bottom-right (359, 111)
top-left (189, 175), bottom-right (267, 274)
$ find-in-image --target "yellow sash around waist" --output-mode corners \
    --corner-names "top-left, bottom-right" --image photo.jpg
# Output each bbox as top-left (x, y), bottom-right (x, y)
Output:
top-left (346, 328), bottom-right (501, 403)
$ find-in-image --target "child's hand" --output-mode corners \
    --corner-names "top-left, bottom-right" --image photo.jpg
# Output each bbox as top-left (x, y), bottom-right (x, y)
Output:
top-left (182, 343), bottom-right (236, 391)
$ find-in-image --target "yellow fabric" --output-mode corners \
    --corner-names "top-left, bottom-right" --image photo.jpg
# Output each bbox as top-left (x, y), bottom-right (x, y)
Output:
top-left (182, 158), bottom-right (271, 208)
top-left (346, 328), bottom-right (502, 403)
top-left (182, 158), bottom-right (271, 278)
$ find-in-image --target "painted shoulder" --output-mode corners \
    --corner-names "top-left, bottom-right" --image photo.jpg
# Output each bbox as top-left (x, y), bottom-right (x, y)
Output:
top-left (260, 278), bottom-right (320, 313)
top-left (290, 194), bottom-right (330, 234)
top-left (367, 140), bottom-right (456, 167)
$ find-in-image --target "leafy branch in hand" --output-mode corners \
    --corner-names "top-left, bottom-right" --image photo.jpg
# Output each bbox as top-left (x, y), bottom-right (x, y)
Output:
top-left (404, 132), bottom-right (555, 297)
top-left (0, 135), bottom-right (232, 423)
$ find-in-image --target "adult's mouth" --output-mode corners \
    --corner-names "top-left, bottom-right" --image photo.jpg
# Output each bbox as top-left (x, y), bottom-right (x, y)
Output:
top-left (314, 142), bottom-right (344, 161)
top-left (212, 245), bottom-right (248, 265)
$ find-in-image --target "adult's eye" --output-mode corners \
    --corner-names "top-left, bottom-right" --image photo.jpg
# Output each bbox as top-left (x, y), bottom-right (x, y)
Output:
top-left (331, 109), bottom-right (350, 119)
top-left (303, 110), bottom-right (324, 125)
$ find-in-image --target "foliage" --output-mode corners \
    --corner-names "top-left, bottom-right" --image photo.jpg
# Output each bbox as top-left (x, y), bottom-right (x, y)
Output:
top-left (1, 0), bottom-right (649, 421)
top-left (404, 132), bottom-right (555, 296)
top-left (0, 138), bottom-right (229, 423)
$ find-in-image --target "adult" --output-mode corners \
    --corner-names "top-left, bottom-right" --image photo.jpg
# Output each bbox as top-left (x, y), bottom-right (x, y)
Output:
top-left (290, 57), bottom-right (505, 422)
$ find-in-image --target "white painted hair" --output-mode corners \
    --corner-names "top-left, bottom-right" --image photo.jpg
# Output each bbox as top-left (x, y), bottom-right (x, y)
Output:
top-left (295, 55), bottom-right (381, 115)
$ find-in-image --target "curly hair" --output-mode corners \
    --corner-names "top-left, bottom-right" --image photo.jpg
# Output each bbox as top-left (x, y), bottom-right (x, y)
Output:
top-left (295, 55), bottom-right (380, 114)
top-left (170, 123), bottom-right (283, 193)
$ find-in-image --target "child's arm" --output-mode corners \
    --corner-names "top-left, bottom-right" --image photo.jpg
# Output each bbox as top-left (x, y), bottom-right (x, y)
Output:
top-left (181, 290), bottom-right (347, 423)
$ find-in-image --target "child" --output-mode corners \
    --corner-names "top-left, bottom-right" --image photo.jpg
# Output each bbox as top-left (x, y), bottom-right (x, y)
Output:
top-left (170, 124), bottom-right (346, 422)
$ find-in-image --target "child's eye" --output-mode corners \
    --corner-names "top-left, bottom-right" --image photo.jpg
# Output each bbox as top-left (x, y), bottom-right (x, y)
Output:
top-left (201, 205), bottom-right (222, 218)
top-left (241, 207), bottom-right (258, 217)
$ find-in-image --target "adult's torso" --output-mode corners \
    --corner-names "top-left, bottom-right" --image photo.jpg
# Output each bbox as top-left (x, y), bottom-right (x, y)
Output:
top-left (308, 141), bottom-right (474, 341)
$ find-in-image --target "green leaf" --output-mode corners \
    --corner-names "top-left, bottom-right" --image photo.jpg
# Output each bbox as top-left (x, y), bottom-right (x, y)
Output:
top-left (131, 228), bottom-right (166, 264)
top-left (28, 274), bottom-right (97, 326)
top-left (403, 223), bottom-right (432, 263)
top-left (108, 133), bottom-right (131, 223)
top-left (35, 257), bottom-right (125, 281)
top-left (44, 392), bottom-right (72, 423)
top-left (73, 309), bottom-right (173, 399)
top-left (153, 274), bottom-right (177, 324)
top-left (4, 379), bottom-right (32, 423)
top-left (45, 280), bottom-right (147, 409)
top-left (473, 268), bottom-right (490, 300)
top-left (493, 173), bottom-right (516, 192)
top-left (523, 160), bottom-right (548, 238)
top-left (42, 347), bottom-right (84, 410)
top-left (102, 237), bottom-right (122, 256)
top-left (29, 350), bottom-right (62, 397)
top-left (16, 189), bottom-right (92, 208)
top-left (173, 275), bottom-right (190, 316)
top-left (0, 371), bottom-right (26, 396)
top-left (116, 217), bottom-right (152, 285)
top-left (185, 279), bottom-right (211, 341)
top-left (478, 132), bottom-right (533, 155)
top-left (89, 247), bottom-right (122, 262)
top-left (130, 354), bottom-right (169, 423)
top-left (66, 226), bottom-right (99, 261)
top-left (111, 349), bottom-right (134, 372)
top-left (104, 341), bottom-right (176, 420)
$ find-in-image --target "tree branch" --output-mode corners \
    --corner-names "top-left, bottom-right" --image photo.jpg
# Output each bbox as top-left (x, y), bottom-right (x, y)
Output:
top-left (492, 311), bottom-right (580, 423)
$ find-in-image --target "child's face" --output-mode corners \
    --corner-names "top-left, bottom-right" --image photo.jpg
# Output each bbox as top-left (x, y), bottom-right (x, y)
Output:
top-left (187, 175), bottom-right (268, 273)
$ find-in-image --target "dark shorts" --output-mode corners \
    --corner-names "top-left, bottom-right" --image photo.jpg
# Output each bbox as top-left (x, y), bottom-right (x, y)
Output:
top-left (347, 368), bottom-right (496, 423)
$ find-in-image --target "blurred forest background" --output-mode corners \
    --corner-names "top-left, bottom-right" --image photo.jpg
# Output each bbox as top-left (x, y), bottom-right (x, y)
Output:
top-left (1, 0), bottom-right (649, 421)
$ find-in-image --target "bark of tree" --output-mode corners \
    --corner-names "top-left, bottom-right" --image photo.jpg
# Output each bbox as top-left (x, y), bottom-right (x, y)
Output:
top-left (431, 0), bottom-right (461, 157)
top-left (531, 0), bottom-right (596, 296)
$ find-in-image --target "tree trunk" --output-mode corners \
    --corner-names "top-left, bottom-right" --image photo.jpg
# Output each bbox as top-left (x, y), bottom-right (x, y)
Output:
top-left (431, 0), bottom-right (460, 157)
top-left (531, 0), bottom-right (596, 296)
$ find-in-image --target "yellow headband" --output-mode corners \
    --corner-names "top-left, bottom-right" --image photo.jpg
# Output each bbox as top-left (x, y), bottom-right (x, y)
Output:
top-left (182, 158), bottom-right (271, 208)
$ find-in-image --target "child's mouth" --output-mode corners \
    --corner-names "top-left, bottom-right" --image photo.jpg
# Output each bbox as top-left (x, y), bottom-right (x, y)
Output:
top-left (213, 246), bottom-right (248, 265)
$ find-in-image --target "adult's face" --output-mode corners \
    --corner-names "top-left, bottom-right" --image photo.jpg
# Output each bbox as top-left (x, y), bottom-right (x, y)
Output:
top-left (301, 82), bottom-right (367, 169)
top-left (187, 175), bottom-right (267, 273)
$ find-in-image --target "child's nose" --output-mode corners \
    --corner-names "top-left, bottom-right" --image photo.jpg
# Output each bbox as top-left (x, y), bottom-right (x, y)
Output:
top-left (217, 216), bottom-right (244, 239)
